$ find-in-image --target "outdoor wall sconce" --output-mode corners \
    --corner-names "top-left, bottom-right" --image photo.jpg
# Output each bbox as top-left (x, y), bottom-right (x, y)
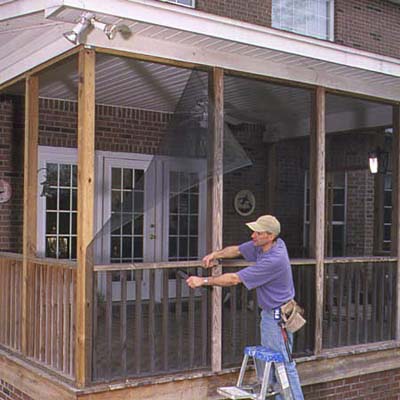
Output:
top-left (38, 168), bottom-right (52, 198)
top-left (63, 12), bottom-right (117, 44)
top-left (368, 147), bottom-right (388, 174)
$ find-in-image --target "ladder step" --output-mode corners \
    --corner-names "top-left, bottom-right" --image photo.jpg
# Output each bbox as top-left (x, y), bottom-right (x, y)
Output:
top-left (217, 386), bottom-right (257, 399)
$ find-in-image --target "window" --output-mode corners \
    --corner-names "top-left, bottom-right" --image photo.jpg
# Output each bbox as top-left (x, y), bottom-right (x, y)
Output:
top-left (272, 0), bottom-right (334, 40)
top-left (38, 148), bottom-right (78, 260)
top-left (158, 0), bottom-right (195, 8)
top-left (304, 171), bottom-right (347, 257)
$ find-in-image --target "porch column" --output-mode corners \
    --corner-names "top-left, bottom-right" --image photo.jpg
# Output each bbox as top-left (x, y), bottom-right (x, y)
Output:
top-left (76, 48), bottom-right (95, 387)
top-left (392, 105), bottom-right (400, 339)
top-left (22, 75), bottom-right (39, 355)
top-left (310, 87), bottom-right (326, 355)
top-left (208, 67), bottom-right (224, 372)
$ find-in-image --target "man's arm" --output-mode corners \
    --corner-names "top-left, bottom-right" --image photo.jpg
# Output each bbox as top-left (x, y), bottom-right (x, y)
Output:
top-left (186, 273), bottom-right (241, 288)
top-left (202, 245), bottom-right (241, 268)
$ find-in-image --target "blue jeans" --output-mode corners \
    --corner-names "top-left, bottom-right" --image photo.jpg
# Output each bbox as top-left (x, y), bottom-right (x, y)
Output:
top-left (260, 309), bottom-right (304, 400)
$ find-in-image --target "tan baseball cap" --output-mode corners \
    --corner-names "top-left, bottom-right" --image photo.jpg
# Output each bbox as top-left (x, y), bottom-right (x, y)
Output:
top-left (246, 215), bottom-right (281, 236)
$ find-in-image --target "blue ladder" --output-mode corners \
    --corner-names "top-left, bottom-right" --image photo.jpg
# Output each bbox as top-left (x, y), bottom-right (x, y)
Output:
top-left (217, 346), bottom-right (293, 400)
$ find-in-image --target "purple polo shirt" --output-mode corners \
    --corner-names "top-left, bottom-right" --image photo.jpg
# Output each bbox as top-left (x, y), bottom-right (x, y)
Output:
top-left (237, 238), bottom-right (295, 311)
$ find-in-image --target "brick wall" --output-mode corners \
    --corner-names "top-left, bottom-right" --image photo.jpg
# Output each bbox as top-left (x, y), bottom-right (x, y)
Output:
top-left (223, 123), bottom-right (267, 246)
top-left (195, 0), bottom-right (400, 60)
top-left (0, 379), bottom-right (33, 400)
top-left (0, 95), bottom-right (24, 253)
top-left (196, 0), bottom-right (271, 28)
top-left (303, 368), bottom-right (400, 399)
top-left (38, 99), bottom-right (171, 153)
top-left (335, 0), bottom-right (400, 59)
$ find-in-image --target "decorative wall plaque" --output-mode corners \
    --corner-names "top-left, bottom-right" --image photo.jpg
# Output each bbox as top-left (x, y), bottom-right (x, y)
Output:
top-left (234, 189), bottom-right (255, 216)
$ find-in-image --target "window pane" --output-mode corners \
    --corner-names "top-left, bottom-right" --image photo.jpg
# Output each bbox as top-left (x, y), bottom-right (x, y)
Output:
top-left (123, 169), bottom-right (133, 190)
top-left (111, 237), bottom-right (121, 259)
top-left (272, 0), bottom-right (332, 40)
top-left (134, 237), bottom-right (143, 260)
top-left (47, 163), bottom-right (58, 186)
top-left (59, 213), bottom-right (70, 234)
top-left (135, 169), bottom-right (144, 190)
top-left (46, 189), bottom-right (58, 210)
top-left (112, 168), bottom-right (121, 189)
top-left (46, 213), bottom-right (57, 234)
top-left (122, 237), bottom-right (132, 258)
top-left (58, 237), bottom-right (70, 259)
top-left (134, 214), bottom-right (143, 235)
top-left (59, 189), bottom-right (71, 210)
top-left (46, 237), bottom-right (57, 257)
top-left (111, 191), bottom-right (121, 212)
top-left (59, 164), bottom-right (71, 186)
top-left (134, 191), bottom-right (144, 213)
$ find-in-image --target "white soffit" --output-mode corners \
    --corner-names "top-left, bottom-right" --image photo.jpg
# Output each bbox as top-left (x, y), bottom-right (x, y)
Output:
top-left (1, 0), bottom-right (400, 101)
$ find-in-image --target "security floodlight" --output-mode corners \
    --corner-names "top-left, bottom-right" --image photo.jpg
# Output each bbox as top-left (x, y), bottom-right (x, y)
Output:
top-left (90, 18), bottom-right (117, 40)
top-left (63, 12), bottom-right (92, 44)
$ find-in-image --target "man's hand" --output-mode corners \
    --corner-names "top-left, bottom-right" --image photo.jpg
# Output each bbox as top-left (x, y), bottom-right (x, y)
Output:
top-left (202, 252), bottom-right (217, 268)
top-left (202, 246), bottom-right (241, 268)
top-left (186, 276), bottom-right (205, 288)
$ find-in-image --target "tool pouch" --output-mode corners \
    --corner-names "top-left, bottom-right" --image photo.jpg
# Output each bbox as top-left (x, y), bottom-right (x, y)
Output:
top-left (280, 299), bottom-right (306, 333)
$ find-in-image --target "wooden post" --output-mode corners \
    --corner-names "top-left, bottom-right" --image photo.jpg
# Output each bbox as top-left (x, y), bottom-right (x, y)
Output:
top-left (75, 48), bottom-right (95, 387)
top-left (310, 87), bottom-right (325, 354)
top-left (22, 75), bottom-right (39, 355)
top-left (208, 67), bottom-right (224, 372)
top-left (392, 105), bottom-right (400, 339)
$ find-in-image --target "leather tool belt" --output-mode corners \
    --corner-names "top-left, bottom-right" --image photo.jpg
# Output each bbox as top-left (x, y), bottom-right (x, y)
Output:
top-left (280, 299), bottom-right (306, 333)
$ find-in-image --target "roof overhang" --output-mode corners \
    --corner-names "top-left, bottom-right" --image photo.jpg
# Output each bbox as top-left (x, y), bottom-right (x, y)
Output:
top-left (1, 0), bottom-right (400, 101)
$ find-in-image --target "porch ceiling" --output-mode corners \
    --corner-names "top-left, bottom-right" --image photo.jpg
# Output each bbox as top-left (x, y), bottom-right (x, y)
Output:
top-left (1, 0), bottom-right (400, 103)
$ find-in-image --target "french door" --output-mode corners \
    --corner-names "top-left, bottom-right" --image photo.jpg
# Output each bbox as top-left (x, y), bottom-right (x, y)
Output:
top-left (98, 153), bottom-right (206, 301)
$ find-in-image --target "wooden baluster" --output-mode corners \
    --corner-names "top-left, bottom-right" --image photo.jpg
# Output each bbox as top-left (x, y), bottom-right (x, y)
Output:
top-left (63, 269), bottom-right (71, 375)
top-left (188, 269), bottom-right (195, 368)
top-left (162, 269), bottom-right (169, 371)
top-left (135, 270), bottom-right (142, 374)
top-left (120, 270), bottom-right (127, 376)
top-left (354, 264), bottom-right (361, 344)
top-left (149, 270), bottom-right (156, 372)
top-left (106, 271), bottom-right (112, 377)
top-left (337, 265), bottom-right (345, 347)
top-left (176, 269), bottom-right (183, 367)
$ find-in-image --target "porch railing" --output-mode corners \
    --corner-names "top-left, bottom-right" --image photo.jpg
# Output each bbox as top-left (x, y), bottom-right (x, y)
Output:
top-left (0, 253), bottom-right (398, 385)
top-left (323, 258), bottom-right (397, 348)
top-left (0, 252), bottom-right (77, 379)
top-left (92, 261), bottom-right (211, 382)
top-left (0, 254), bottom-right (23, 353)
top-left (221, 260), bottom-right (316, 368)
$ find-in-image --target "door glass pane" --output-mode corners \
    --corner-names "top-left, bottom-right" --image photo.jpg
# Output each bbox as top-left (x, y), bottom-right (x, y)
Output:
top-left (110, 167), bottom-right (145, 280)
top-left (168, 171), bottom-right (199, 261)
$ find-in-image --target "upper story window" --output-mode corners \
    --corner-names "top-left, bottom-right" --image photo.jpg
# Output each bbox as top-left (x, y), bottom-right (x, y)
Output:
top-left (159, 0), bottom-right (195, 7)
top-left (272, 0), bottom-right (334, 41)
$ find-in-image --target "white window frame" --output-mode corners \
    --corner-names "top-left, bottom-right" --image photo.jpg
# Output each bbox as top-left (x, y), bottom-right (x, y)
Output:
top-left (158, 0), bottom-right (195, 8)
top-left (37, 146), bottom-right (78, 258)
top-left (272, 0), bottom-right (334, 41)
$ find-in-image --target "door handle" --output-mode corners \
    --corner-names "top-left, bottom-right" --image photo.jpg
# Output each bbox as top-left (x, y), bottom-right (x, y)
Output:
top-left (149, 233), bottom-right (156, 240)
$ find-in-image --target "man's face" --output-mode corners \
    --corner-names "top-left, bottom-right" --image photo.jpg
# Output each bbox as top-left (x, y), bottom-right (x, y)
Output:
top-left (251, 230), bottom-right (275, 247)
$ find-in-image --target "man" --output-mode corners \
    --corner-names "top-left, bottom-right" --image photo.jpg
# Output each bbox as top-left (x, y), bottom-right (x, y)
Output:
top-left (186, 215), bottom-right (304, 400)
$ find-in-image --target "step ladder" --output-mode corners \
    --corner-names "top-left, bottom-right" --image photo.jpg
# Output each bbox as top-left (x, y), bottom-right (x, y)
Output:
top-left (217, 346), bottom-right (293, 400)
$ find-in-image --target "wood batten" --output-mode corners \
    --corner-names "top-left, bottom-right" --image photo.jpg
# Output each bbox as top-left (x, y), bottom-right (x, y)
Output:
top-left (76, 48), bottom-right (96, 387)
top-left (310, 87), bottom-right (326, 355)
top-left (392, 105), bottom-right (400, 339)
top-left (22, 74), bottom-right (39, 356)
top-left (208, 67), bottom-right (224, 372)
